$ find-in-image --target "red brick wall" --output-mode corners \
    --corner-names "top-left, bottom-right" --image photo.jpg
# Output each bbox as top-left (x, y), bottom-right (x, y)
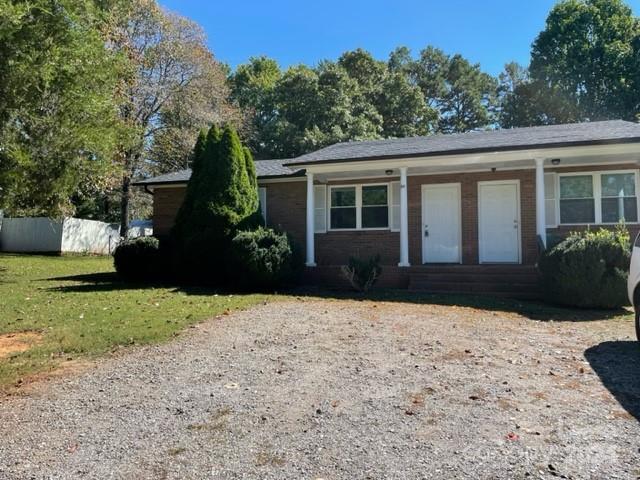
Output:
top-left (316, 231), bottom-right (400, 265)
top-left (150, 181), bottom-right (308, 243)
top-left (263, 181), bottom-right (307, 251)
top-left (153, 186), bottom-right (186, 236)
top-left (150, 163), bottom-right (640, 267)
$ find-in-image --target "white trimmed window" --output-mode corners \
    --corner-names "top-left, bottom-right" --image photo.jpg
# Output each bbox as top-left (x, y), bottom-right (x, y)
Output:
top-left (258, 187), bottom-right (267, 226)
top-left (601, 173), bottom-right (638, 223)
top-left (558, 170), bottom-right (638, 225)
top-left (329, 184), bottom-right (390, 231)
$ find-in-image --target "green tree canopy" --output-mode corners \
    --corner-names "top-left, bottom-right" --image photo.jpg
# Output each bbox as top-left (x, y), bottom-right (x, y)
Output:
top-left (0, 0), bottom-right (125, 217)
top-left (530, 0), bottom-right (640, 121)
top-left (228, 46), bottom-right (494, 158)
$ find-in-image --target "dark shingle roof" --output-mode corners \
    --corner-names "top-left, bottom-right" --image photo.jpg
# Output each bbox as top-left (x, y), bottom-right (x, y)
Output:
top-left (133, 159), bottom-right (303, 186)
top-left (285, 120), bottom-right (640, 166)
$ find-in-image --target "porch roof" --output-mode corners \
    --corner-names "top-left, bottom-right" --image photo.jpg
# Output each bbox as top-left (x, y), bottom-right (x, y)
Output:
top-left (285, 120), bottom-right (640, 167)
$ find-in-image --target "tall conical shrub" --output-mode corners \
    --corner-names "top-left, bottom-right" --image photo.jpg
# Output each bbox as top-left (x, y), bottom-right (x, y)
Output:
top-left (170, 124), bottom-right (259, 282)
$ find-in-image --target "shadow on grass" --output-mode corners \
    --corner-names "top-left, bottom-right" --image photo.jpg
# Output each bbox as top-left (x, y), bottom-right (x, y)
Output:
top-left (44, 272), bottom-right (221, 295)
top-left (290, 288), bottom-right (630, 322)
top-left (44, 273), bottom-right (629, 322)
top-left (585, 341), bottom-right (640, 421)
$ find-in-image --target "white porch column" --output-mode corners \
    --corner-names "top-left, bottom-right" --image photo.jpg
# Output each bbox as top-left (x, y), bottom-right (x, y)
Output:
top-left (305, 172), bottom-right (316, 266)
top-left (398, 166), bottom-right (410, 267)
top-left (535, 158), bottom-right (547, 248)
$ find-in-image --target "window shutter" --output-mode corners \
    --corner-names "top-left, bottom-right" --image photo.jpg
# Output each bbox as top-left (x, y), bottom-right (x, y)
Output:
top-left (258, 187), bottom-right (267, 226)
top-left (314, 185), bottom-right (327, 233)
top-left (544, 173), bottom-right (557, 227)
top-left (390, 181), bottom-right (401, 231)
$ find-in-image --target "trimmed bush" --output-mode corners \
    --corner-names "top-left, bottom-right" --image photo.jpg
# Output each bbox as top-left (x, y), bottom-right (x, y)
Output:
top-left (230, 227), bottom-right (301, 290)
top-left (539, 226), bottom-right (630, 308)
top-left (113, 236), bottom-right (162, 281)
top-left (341, 255), bottom-right (382, 292)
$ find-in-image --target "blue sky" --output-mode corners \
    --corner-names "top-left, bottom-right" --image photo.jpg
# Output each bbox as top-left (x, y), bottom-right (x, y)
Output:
top-left (160, 0), bottom-right (640, 75)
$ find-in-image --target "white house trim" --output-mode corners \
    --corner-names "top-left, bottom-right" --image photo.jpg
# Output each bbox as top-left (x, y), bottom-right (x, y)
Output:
top-left (535, 158), bottom-right (546, 247)
top-left (305, 172), bottom-right (316, 267)
top-left (302, 143), bottom-right (640, 176)
top-left (257, 177), bottom-right (306, 184)
top-left (398, 167), bottom-right (410, 267)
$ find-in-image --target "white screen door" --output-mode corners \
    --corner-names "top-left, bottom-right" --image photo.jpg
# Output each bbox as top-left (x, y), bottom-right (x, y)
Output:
top-left (478, 181), bottom-right (520, 263)
top-left (422, 184), bottom-right (461, 263)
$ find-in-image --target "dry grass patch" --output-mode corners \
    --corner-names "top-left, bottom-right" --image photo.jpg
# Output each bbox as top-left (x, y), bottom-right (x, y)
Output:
top-left (0, 332), bottom-right (42, 359)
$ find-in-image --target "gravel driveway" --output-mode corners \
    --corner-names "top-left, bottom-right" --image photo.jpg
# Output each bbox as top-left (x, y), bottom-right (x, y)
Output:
top-left (1, 298), bottom-right (639, 479)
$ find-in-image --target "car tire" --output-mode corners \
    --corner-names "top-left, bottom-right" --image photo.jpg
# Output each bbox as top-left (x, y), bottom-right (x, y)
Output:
top-left (636, 308), bottom-right (640, 342)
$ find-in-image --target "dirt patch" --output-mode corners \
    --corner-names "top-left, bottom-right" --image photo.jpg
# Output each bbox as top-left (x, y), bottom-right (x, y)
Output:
top-left (0, 332), bottom-right (42, 359)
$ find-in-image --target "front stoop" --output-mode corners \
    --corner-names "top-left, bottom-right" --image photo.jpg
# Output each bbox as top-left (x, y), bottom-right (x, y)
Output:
top-left (408, 265), bottom-right (541, 299)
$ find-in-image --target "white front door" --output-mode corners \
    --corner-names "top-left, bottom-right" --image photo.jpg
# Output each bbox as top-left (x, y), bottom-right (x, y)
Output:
top-left (478, 181), bottom-right (520, 263)
top-left (422, 184), bottom-right (461, 264)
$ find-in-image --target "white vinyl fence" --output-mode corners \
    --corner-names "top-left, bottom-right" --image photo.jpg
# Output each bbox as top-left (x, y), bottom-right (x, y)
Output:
top-left (0, 217), bottom-right (122, 254)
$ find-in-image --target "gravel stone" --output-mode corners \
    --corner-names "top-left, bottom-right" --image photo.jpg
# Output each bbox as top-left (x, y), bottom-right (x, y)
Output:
top-left (0, 299), bottom-right (638, 479)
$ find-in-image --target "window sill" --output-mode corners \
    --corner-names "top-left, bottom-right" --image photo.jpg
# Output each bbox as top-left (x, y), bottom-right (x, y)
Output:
top-left (327, 228), bottom-right (391, 232)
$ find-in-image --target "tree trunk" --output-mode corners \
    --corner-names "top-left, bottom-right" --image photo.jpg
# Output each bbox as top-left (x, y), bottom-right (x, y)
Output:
top-left (120, 173), bottom-right (131, 239)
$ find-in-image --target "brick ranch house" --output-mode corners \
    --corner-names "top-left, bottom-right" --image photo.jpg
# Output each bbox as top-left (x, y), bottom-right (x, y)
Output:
top-left (135, 120), bottom-right (640, 296)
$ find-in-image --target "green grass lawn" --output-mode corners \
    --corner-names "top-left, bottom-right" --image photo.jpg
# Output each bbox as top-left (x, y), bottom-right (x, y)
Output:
top-left (0, 254), bottom-right (269, 390)
top-left (0, 253), bottom-right (630, 392)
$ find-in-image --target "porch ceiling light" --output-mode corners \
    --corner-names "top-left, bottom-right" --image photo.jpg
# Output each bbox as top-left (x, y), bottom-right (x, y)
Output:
top-left (385, 169), bottom-right (394, 176)
top-left (551, 158), bottom-right (561, 165)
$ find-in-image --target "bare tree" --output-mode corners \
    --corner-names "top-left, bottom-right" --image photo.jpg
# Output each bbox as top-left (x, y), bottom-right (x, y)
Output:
top-left (109, 0), bottom-right (240, 236)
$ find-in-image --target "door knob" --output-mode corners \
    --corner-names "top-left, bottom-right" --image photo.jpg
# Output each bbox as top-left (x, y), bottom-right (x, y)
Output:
top-left (424, 225), bottom-right (429, 237)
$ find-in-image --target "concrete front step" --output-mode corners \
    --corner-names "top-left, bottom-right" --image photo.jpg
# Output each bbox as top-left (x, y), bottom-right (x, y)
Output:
top-left (408, 289), bottom-right (542, 300)
top-left (409, 281), bottom-right (539, 293)
top-left (409, 273), bottom-right (540, 284)
top-left (410, 265), bottom-right (538, 274)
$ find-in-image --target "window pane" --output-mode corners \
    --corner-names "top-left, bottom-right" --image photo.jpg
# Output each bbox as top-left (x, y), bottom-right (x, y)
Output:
top-left (560, 199), bottom-right (595, 223)
top-left (362, 206), bottom-right (389, 228)
top-left (601, 197), bottom-right (638, 223)
top-left (601, 173), bottom-right (636, 197)
top-left (331, 187), bottom-right (355, 207)
top-left (362, 185), bottom-right (387, 206)
top-left (330, 207), bottom-right (356, 229)
top-left (560, 176), bottom-right (593, 199)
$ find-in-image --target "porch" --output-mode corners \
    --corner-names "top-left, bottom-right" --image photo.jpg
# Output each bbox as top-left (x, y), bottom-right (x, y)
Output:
top-left (299, 141), bottom-right (640, 293)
